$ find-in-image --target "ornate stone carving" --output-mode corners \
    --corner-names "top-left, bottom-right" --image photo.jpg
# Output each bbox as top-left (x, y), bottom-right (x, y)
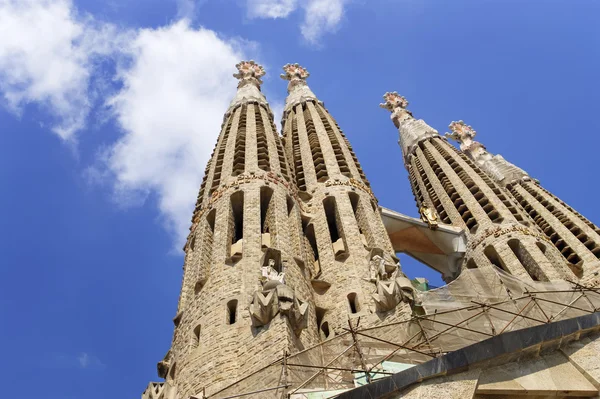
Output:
top-left (249, 290), bottom-right (277, 326)
top-left (368, 254), bottom-right (399, 282)
top-left (281, 63), bottom-right (320, 114)
top-left (419, 205), bottom-right (439, 230)
top-left (280, 63), bottom-right (310, 81)
top-left (233, 60), bottom-right (265, 87)
top-left (379, 92), bottom-right (412, 124)
top-left (446, 120), bottom-right (476, 142)
top-left (371, 275), bottom-right (416, 312)
top-left (380, 91), bottom-right (439, 158)
top-left (249, 260), bottom-right (309, 333)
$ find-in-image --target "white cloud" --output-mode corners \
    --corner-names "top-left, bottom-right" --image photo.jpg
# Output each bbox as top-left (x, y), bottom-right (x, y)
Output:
top-left (0, 0), bottom-right (125, 140)
top-left (104, 20), bottom-right (246, 246)
top-left (0, 0), bottom-right (260, 249)
top-left (247, 0), bottom-right (298, 18)
top-left (300, 0), bottom-right (347, 45)
top-left (246, 0), bottom-right (348, 44)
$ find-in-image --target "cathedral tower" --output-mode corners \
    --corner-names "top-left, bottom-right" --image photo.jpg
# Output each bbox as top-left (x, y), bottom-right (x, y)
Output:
top-left (158, 61), bottom-right (320, 398)
top-left (447, 120), bottom-right (600, 286)
top-left (380, 92), bottom-right (576, 283)
top-left (281, 65), bottom-right (413, 336)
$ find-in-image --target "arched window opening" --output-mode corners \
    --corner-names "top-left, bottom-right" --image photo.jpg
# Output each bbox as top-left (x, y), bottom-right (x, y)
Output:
top-left (508, 239), bottom-right (525, 265)
top-left (349, 192), bottom-right (370, 247)
top-left (193, 324), bottom-right (201, 348)
top-left (227, 300), bottom-right (238, 325)
top-left (466, 259), bottom-right (477, 269)
top-left (206, 209), bottom-right (216, 233)
top-left (324, 197), bottom-right (347, 257)
top-left (484, 245), bottom-right (508, 272)
top-left (260, 186), bottom-right (274, 234)
top-left (320, 322), bottom-right (330, 339)
top-left (508, 239), bottom-right (540, 281)
top-left (348, 192), bottom-right (359, 214)
top-left (316, 307), bottom-right (326, 328)
top-left (303, 221), bottom-right (319, 261)
top-left (347, 293), bottom-right (360, 314)
top-left (228, 192), bottom-right (244, 262)
top-left (323, 197), bottom-right (340, 242)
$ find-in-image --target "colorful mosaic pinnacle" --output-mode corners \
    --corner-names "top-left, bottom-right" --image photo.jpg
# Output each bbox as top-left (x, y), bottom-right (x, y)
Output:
top-left (446, 120), bottom-right (477, 142)
top-left (233, 60), bottom-right (265, 80)
top-left (379, 91), bottom-right (409, 111)
top-left (280, 63), bottom-right (310, 81)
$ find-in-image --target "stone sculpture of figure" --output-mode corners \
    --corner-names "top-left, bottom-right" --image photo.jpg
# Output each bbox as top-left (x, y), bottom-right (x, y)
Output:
top-left (419, 206), bottom-right (439, 230)
top-left (251, 258), bottom-right (307, 332)
top-left (369, 254), bottom-right (399, 282)
top-left (260, 258), bottom-right (285, 290)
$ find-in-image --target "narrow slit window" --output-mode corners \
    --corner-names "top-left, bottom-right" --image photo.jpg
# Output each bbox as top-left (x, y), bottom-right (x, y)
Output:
top-left (323, 197), bottom-right (341, 243)
top-left (347, 293), bottom-right (360, 314)
top-left (230, 191), bottom-right (244, 243)
top-left (260, 186), bottom-right (274, 233)
top-left (227, 300), bottom-right (238, 325)
top-left (304, 222), bottom-right (319, 261)
top-left (320, 322), bottom-right (330, 339)
top-left (484, 245), bottom-right (508, 272)
top-left (193, 325), bottom-right (201, 347)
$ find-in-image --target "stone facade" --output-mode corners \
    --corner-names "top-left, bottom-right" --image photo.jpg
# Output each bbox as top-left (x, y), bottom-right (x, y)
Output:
top-left (380, 92), bottom-right (576, 283)
top-left (446, 120), bottom-right (600, 286)
top-left (139, 65), bottom-right (600, 399)
top-left (147, 63), bottom-right (414, 399)
top-left (280, 64), bottom-right (413, 337)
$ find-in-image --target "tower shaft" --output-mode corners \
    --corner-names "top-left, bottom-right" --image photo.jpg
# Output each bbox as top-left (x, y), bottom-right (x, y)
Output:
top-left (381, 93), bottom-right (575, 283)
top-left (281, 65), bottom-right (413, 336)
top-left (447, 121), bottom-right (600, 286)
top-left (160, 62), bottom-right (319, 399)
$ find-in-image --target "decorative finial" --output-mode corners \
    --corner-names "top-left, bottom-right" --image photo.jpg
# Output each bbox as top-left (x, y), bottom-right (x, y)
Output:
top-left (280, 63), bottom-right (310, 81)
top-left (446, 120), bottom-right (476, 143)
top-left (234, 60), bottom-right (265, 80)
top-left (380, 91), bottom-right (409, 111)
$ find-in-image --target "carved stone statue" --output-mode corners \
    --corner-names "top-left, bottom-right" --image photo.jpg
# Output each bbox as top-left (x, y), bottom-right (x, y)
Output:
top-left (249, 261), bottom-right (308, 334)
top-left (371, 272), bottom-right (416, 312)
top-left (369, 254), bottom-right (399, 282)
top-left (419, 206), bottom-right (439, 230)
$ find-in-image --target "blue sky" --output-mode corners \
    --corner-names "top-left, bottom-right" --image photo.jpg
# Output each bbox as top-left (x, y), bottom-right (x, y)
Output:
top-left (1, 0), bottom-right (599, 398)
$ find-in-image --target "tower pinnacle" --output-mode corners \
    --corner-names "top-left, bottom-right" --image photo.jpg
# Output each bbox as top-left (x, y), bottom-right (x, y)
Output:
top-left (229, 60), bottom-right (268, 111)
top-left (281, 63), bottom-right (317, 113)
top-left (446, 120), bottom-right (526, 183)
top-left (233, 60), bottom-right (265, 87)
top-left (380, 91), bottom-right (438, 159)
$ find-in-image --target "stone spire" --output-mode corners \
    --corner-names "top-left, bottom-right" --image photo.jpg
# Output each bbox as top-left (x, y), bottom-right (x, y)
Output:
top-left (446, 120), bottom-right (528, 185)
top-left (228, 60), bottom-right (268, 111)
top-left (281, 63), bottom-right (318, 116)
top-left (280, 64), bottom-right (413, 336)
top-left (446, 121), bottom-right (600, 285)
top-left (381, 92), bottom-right (575, 283)
top-left (380, 92), bottom-right (439, 160)
top-left (155, 60), bottom-right (318, 399)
